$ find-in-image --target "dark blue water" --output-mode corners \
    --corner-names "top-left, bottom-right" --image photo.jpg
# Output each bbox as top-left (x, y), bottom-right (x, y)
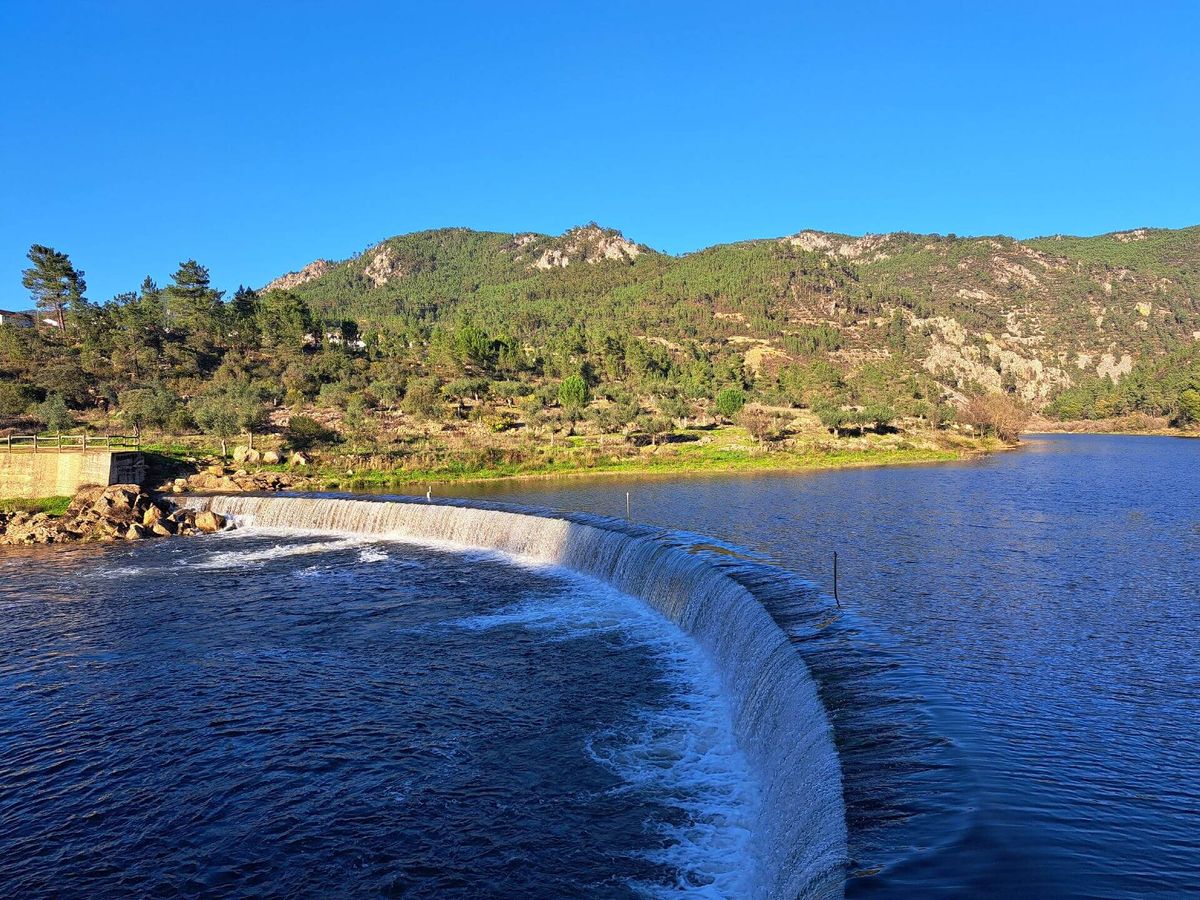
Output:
top-left (406, 434), bottom-right (1200, 897)
top-left (0, 535), bottom-right (755, 897)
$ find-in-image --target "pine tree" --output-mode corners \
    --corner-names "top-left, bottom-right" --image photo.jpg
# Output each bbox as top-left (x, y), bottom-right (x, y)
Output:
top-left (21, 244), bottom-right (86, 331)
top-left (165, 259), bottom-right (223, 342)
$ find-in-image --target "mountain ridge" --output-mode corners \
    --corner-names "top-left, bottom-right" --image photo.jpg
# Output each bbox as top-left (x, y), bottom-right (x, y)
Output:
top-left (265, 222), bottom-right (1200, 407)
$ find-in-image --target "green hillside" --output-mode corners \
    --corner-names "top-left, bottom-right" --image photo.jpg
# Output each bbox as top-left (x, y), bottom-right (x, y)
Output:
top-left (3, 223), bottom-right (1199, 468)
top-left (280, 222), bottom-right (1200, 407)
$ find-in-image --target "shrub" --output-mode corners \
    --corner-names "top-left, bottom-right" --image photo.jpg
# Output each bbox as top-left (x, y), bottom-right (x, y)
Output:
top-left (286, 415), bottom-right (341, 450)
top-left (401, 377), bottom-right (443, 420)
top-left (0, 382), bottom-right (33, 419)
top-left (33, 393), bottom-right (74, 432)
top-left (960, 393), bottom-right (1029, 442)
top-left (714, 387), bottom-right (746, 420)
top-left (814, 404), bottom-right (853, 436)
top-left (558, 374), bottom-right (589, 411)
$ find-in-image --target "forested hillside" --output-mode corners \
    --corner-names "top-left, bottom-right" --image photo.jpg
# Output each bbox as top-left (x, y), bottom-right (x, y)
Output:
top-left (2, 223), bottom-right (1199, 457)
top-left (277, 222), bottom-right (1200, 415)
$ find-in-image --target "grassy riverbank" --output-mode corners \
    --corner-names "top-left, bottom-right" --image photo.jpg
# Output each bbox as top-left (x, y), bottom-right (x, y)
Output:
top-left (150, 422), bottom-right (999, 492)
top-left (0, 496), bottom-right (71, 516)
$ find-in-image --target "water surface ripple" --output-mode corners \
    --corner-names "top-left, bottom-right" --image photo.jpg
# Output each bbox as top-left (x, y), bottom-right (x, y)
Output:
top-left (0, 536), bottom-right (756, 897)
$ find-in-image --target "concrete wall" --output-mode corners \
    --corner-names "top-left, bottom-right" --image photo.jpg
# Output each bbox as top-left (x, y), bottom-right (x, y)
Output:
top-left (0, 451), bottom-right (145, 498)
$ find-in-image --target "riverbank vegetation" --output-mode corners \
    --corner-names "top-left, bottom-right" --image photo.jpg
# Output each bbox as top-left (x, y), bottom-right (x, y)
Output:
top-left (3, 223), bottom-right (1197, 483)
top-left (0, 496), bottom-right (71, 517)
top-left (1044, 343), bottom-right (1200, 427)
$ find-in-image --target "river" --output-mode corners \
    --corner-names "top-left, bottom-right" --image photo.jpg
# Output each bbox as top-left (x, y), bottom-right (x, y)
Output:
top-left (1, 433), bottom-right (1196, 896)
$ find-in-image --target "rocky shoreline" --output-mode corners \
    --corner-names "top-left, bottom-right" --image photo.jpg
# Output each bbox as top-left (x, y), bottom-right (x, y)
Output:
top-left (0, 450), bottom-right (314, 546)
top-left (0, 484), bottom-right (227, 546)
top-left (160, 464), bottom-right (300, 495)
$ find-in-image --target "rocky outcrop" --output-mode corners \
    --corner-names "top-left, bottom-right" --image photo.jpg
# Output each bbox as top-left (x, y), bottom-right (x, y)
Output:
top-left (783, 230), bottom-right (893, 262)
top-left (263, 260), bottom-right (333, 292)
top-left (0, 485), bottom-right (225, 545)
top-left (532, 225), bottom-right (644, 270)
top-left (363, 245), bottom-right (408, 286)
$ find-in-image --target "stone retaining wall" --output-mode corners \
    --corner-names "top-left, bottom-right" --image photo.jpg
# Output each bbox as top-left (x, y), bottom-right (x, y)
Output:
top-left (0, 451), bottom-right (145, 498)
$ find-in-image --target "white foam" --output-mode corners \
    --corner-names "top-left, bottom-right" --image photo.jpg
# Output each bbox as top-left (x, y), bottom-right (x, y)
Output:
top-left (456, 577), bottom-right (758, 895)
top-left (590, 616), bottom-right (759, 897)
top-left (189, 534), bottom-right (370, 570)
top-left (94, 565), bottom-right (146, 579)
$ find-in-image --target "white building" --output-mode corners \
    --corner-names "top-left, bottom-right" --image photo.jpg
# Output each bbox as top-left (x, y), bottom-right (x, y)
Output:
top-left (0, 309), bottom-right (34, 328)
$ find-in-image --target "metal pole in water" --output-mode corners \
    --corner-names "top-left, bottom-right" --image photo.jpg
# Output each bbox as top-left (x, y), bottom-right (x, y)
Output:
top-left (626, 491), bottom-right (630, 519)
top-left (833, 551), bottom-right (840, 607)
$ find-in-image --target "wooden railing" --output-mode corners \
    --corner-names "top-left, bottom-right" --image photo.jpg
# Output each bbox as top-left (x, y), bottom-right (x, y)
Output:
top-left (2, 434), bottom-right (141, 452)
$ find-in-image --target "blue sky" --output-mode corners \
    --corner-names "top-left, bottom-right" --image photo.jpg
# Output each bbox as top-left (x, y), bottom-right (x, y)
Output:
top-left (2, 1), bottom-right (1197, 302)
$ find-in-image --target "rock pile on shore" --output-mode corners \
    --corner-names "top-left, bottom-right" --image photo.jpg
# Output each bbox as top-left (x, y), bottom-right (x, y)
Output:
top-left (0, 484), bottom-right (226, 546)
top-left (159, 463), bottom-right (299, 494)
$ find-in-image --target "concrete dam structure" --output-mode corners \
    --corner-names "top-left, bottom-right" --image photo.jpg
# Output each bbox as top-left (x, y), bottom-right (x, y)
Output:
top-left (0, 448), bottom-right (145, 498)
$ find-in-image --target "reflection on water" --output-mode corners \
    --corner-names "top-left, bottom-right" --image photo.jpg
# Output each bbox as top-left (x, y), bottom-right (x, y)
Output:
top-left (400, 434), bottom-right (1200, 897)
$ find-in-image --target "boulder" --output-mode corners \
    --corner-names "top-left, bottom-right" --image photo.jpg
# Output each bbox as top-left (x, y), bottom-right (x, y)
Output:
top-left (151, 521), bottom-right (175, 537)
top-left (93, 520), bottom-right (121, 539)
top-left (68, 485), bottom-right (106, 514)
top-left (289, 451), bottom-right (309, 467)
top-left (261, 450), bottom-right (281, 465)
top-left (93, 485), bottom-right (141, 516)
top-left (142, 504), bottom-right (165, 527)
top-left (124, 523), bottom-right (148, 540)
top-left (194, 510), bottom-right (226, 534)
top-left (3, 513), bottom-right (62, 545)
top-left (231, 445), bottom-right (250, 463)
top-left (245, 448), bottom-right (262, 464)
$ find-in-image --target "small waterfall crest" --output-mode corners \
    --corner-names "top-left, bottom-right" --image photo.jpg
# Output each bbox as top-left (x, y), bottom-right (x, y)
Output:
top-left (182, 494), bottom-right (847, 898)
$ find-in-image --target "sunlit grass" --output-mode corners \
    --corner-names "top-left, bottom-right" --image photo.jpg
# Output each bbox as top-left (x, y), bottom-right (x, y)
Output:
top-left (0, 496), bottom-right (72, 517)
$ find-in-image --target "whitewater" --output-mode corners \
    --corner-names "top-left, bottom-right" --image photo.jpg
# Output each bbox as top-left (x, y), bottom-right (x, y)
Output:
top-left (181, 494), bottom-right (848, 898)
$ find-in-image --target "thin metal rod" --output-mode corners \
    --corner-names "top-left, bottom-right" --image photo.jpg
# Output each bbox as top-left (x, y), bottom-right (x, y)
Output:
top-left (833, 551), bottom-right (841, 607)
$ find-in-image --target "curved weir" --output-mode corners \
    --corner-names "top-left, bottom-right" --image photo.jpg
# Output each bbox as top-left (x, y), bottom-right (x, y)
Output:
top-left (183, 494), bottom-right (848, 898)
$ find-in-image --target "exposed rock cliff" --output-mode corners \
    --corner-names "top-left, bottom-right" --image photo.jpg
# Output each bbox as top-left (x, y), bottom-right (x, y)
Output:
top-left (264, 259), bottom-right (333, 292)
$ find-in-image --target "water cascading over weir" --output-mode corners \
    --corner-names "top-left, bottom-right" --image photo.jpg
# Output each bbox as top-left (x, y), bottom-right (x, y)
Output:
top-left (182, 494), bottom-right (848, 898)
